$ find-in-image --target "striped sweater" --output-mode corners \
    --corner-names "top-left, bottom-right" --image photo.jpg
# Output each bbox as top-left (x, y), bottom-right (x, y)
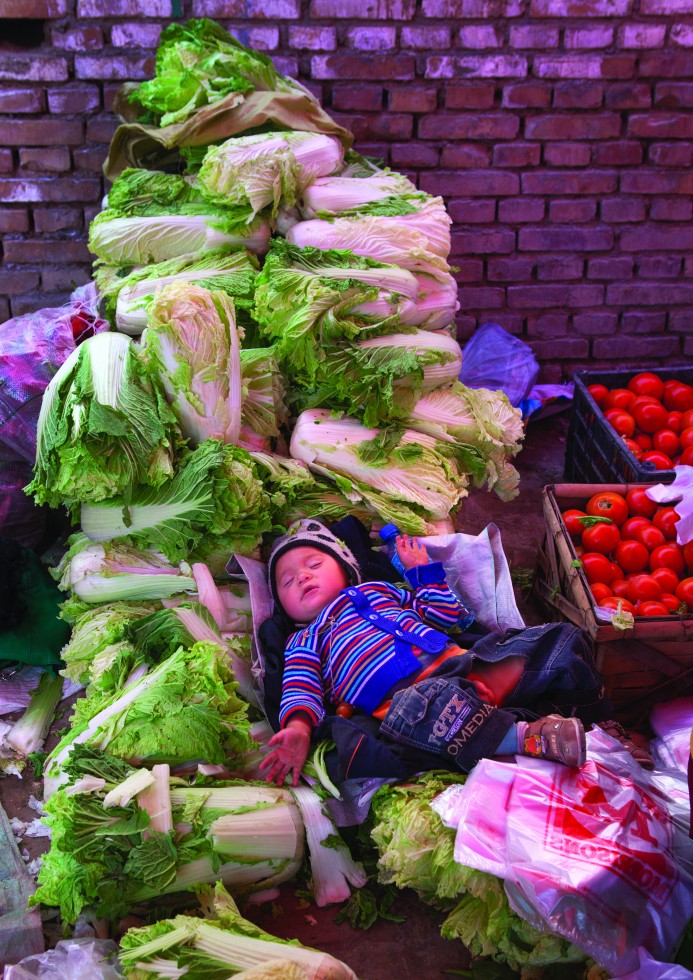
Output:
top-left (279, 561), bottom-right (463, 728)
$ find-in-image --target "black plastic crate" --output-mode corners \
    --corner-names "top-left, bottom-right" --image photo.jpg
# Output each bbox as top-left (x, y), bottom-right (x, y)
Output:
top-left (565, 366), bottom-right (693, 485)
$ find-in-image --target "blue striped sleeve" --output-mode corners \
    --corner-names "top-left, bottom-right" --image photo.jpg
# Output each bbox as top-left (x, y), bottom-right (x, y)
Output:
top-left (279, 630), bottom-right (325, 729)
top-left (402, 562), bottom-right (465, 629)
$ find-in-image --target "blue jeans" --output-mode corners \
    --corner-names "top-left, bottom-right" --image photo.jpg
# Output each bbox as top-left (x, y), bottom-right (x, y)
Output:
top-left (380, 623), bottom-right (612, 773)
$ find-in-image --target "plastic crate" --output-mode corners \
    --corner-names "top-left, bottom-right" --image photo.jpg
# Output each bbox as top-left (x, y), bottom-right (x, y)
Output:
top-left (564, 366), bottom-right (693, 485)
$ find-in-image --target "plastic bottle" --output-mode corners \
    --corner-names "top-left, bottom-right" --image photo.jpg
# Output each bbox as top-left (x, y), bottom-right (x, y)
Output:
top-left (379, 523), bottom-right (407, 577)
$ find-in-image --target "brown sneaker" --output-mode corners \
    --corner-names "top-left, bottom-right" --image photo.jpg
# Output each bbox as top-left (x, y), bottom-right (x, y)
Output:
top-left (596, 720), bottom-right (655, 770)
top-left (520, 715), bottom-right (586, 767)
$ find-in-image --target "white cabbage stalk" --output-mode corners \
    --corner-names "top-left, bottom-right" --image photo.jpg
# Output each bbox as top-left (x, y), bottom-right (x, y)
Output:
top-left (240, 348), bottom-right (287, 440)
top-left (64, 776), bottom-right (106, 796)
top-left (138, 764), bottom-right (173, 835)
top-left (287, 201), bottom-right (451, 278)
top-left (400, 271), bottom-right (460, 331)
top-left (102, 768), bottom-right (155, 809)
top-left (357, 329), bottom-right (462, 390)
top-left (89, 214), bottom-right (270, 266)
top-left (199, 131), bottom-right (343, 216)
top-left (5, 673), bottom-right (63, 758)
top-left (141, 282), bottom-right (242, 446)
top-left (57, 542), bottom-right (195, 604)
top-left (300, 172), bottom-right (419, 217)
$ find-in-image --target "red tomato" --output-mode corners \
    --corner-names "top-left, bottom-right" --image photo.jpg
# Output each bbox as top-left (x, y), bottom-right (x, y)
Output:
top-left (581, 552), bottom-right (616, 585)
top-left (667, 412), bottom-right (684, 433)
top-left (604, 409), bottom-right (636, 438)
top-left (574, 544), bottom-right (585, 557)
top-left (664, 382), bottom-right (693, 413)
top-left (641, 450), bottom-right (673, 470)
top-left (621, 516), bottom-right (653, 540)
top-left (582, 522), bottom-right (621, 555)
top-left (627, 574), bottom-right (662, 603)
top-left (562, 509), bottom-right (588, 537)
top-left (650, 542), bottom-right (686, 575)
top-left (633, 433), bottom-right (653, 451)
top-left (681, 446), bottom-right (693, 466)
top-left (681, 409), bottom-right (693, 429)
top-left (637, 601), bottom-right (670, 617)
top-left (660, 593), bottom-right (682, 613)
top-left (586, 492), bottom-right (629, 527)
top-left (650, 567), bottom-right (681, 594)
top-left (683, 541), bottom-right (693, 572)
top-left (612, 579), bottom-right (632, 598)
top-left (623, 438), bottom-right (643, 459)
top-left (615, 539), bottom-right (649, 573)
top-left (605, 388), bottom-right (636, 412)
top-left (598, 597), bottom-right (637, 615)
top-left (609, 561), bottom-right (625, 581)
top-left (634, 525), bottom-right (666, 551)
top-left (590, 582), bottom-right (613, 603)
top-left (625, 488), bottom-right (658, 518)
top-left (588, 383), bottom-right (609, 407)
top-left (680, 427), bottom-right (693, 450)
top-left (653, 429), bottom-right (679, 457)
top-left (653, 506), bottom-right (680, 540)
top-left (630, 395), bottom-right (660, 411)
top-left (633, 401), bottom-right (669, 433)
top-left (675, 577), bottom-right (693, 607)
top-left (628, 372), bottom-right (664, 400)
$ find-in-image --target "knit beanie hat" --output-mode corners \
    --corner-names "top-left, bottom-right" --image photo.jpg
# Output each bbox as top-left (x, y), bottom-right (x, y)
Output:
top-left (268, 519), bottom-right (362, 615)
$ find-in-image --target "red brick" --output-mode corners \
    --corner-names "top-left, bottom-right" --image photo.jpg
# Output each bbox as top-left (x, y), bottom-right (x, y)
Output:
top-left (446, 199), bottom-right (497, 222)
top-left (312, 54), bottom-right (414, 80)
top-left (33, 207), bottom-right (83, 232)
top-left (605, 83), bottom-right (652, 109)
top-left (78, 0), bottom-right (172, 12)
top-left (525, 113), bottom-right (620, 140)
top-left (401, 26), bottom-right (451, 49)
top-left (650, 197), bottom-right (693, 220)
top-left (537, 54), bottom-right (635, 79)
top-left (421, 170), bottom-right (519, 195)
top-left (18, 147), bottom-right (70, 172)
top-left (522, 170), bottom-right (617, 194)
top-left (487, 256), bottom-right (536, 280)
top-left (549, 199), bottom-right (597, 222)
top-left (526, 314), bottom-right (570, 338)
top-left (0, 210), bottom-right (28, 233)
top-left (629, 112), bottom-right (693, 138)
top-left (47, 85), bottom-right (100, 114)
top-left (519, 226), bottom-right (613, 251)
top-left (419, 113), bottom-right (519, 140)
top-left (346, 27), bottom-right (397, 51)
top-left (637, 255), bottom-right (684, 278)
top-left (425, 55), bottom-right (527, 79)
top-left (74, 146), bottom-right (108, 171)
top-left (510, 24), bottom-right (559, 48)
top-left (493, 143), bottom-right (540, 167)
top-left (0, 178), bottom-right (101, 203)
top-left (600, 197), bottom-right (646, 222)
top-left (543, 143), bottom-right (592, 166)
top-left (0, 56), bottom-right (68, 82)
top-left (552, 81), bottom-right (604, 109)
top-left (593, 335), bottom-right (681, 359)
top-left (422, 0), bottom-right (525, 13)
top-left (531, 0), bottom-right (632, 12)
top-left (671, 24), bottom-right (693, 47)
top-left (607, 281), bottom-right (693, 305)
top-left (655, 81), bottom-right (693, 106)
top-left (620, 24), bottom-right (667, 48)
top-left (197, 0), bottom-right (298, 12)
top-left (639, 52), bottom-right (693, 77)
top-left (310, 0), bottom-right (414, 15)
top-left (682, 338), bottom-right (693, 356)
top-left (445, 84), bottom-right (495, 108)
top-left (453, 259), bottom-right (484, 282)
top-left (642, 0), bottom-right (693, 11)
top-left (497, 198), bottom-right (545, 222)
top-left (0, 149), bottom-right (11, 173)
top-left (587, 257), bottom-right (634, 279)
top-left (536, 255), bottom-right (585, 279)
top-left (565, 27), bottom-right (615, 51)
top-left (85, 116), bottom-right (119, 143)
top-left (330, 113), bottom-right (412, 140)
top-left (594, 141), bottom-right (643, 165)
top-left (51, 26), bottom-right (103, 51)
top-left (572, 312), bottom-right (619, 335)
top-left (75, 55), bottom-right (155, 81)
top-left (440, 144), bottom-right (490, 167)
top-left (0, 270), bottom-right (40, 294)
top-left (42, 266), bottom-right (91, 291)
top-left (287, 26), bottom-right (336, 50)
top-left (110, 24), bottom-right (163, 48)
top-left (502, 83), bottom-right (550, 108)
top-left (11, 293), bottom-right (72, 318)
top-left (649, 143), bottom-right (693, 166)
top-left (670, 311), bottom-right (693, 334)
top-left (529, 337), bottom-right (590, 358)
top-left (450, 229), bottom-right (516, 254)
top-left (456, 286), bottom-right (505, 308)
top-left (621, 170), bottom-right (693, 193)
top-left (457, 26), bottom-right (503, 48)
top-left (455, 316), bottom-right (477, 339)
top-left (624, 224), bottom-right (693, 250)
top-left (0, 89), bottom-right (45, 113)
top-left (390, 143), bottom-right (439, 167)
top-left (0, 119), bottom-right (82, 145)
top-left (332, 86), bottom-right (383, 112)
top-left (622, 310), bottom-right (667, 332)
top-left (389, 87), bottom-right (437, 112)
top-left (3, 239), bottom-right (93, 264)
top-left (0, 0), bottom-right (70, 13)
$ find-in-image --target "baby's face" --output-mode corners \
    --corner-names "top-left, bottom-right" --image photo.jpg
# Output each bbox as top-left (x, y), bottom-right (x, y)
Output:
top-left (275, 546), bottom-right (347, 624)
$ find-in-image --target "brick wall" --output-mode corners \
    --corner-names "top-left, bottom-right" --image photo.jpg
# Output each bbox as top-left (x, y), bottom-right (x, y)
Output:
top-left (1, 0), bottom-right (692, 380)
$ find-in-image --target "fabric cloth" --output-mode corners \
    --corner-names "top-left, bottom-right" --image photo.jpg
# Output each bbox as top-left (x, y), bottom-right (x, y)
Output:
top-left (0, 548), bottom-right (69, 670)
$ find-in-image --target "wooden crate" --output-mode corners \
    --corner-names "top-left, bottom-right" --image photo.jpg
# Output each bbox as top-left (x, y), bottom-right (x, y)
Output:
top-left (533, 483), bottom-right (693, 723)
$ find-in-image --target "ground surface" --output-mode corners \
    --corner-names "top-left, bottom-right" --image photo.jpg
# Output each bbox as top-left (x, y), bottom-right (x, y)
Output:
top-left (0, 410), bottom-right (573, 978)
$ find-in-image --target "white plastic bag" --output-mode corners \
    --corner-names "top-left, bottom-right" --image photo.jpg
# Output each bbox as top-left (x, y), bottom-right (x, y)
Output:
top-left (3, 938), bottom-right (122, 979)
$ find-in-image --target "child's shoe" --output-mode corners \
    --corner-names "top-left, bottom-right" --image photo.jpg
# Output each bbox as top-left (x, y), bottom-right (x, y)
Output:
top-left (519, 715), bottom-right (586, 767)
top-left (595, 719), bottom-right (655, 770)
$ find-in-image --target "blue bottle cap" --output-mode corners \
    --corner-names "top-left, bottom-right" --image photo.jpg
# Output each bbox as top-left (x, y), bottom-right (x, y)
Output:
top-left (379, 522), bottom-right (400, 541)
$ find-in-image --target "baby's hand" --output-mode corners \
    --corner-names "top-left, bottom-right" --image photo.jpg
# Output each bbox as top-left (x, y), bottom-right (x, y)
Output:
top-left (258, 718), bottom-right (311, 787)
top-left (396, 535), bottom-right (429, 570)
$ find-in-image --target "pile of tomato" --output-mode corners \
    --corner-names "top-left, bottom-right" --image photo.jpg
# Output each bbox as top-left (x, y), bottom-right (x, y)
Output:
top-left (588, 371), bottom-right (693, 471)
top-left (561, 489), bottom-right (693, 618)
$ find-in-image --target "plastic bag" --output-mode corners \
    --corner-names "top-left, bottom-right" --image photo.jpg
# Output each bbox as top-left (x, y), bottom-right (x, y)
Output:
top-left (457, 321), bottom-right (539, 407)
top-left (0, 461), bottom-right (45, 548)
top-left (649, 697), bottom-right (693, 773)
top-left (432, 728), bottom-right (693, 976)
top-left (3, 938), bottom-right (122, 979)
